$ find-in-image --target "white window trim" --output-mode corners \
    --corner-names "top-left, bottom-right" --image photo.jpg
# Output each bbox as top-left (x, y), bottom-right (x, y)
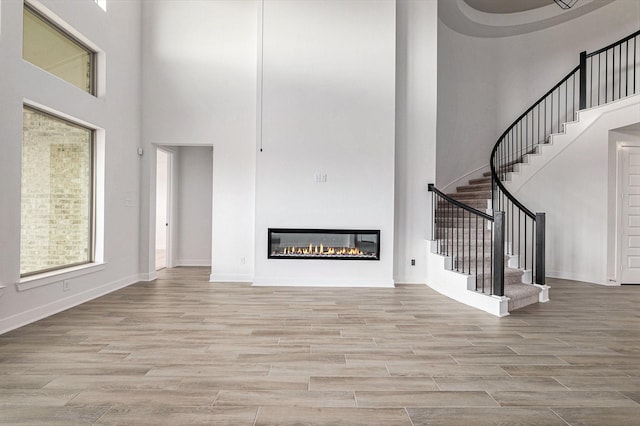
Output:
top-left (21, 101), bottom-right (106, 289)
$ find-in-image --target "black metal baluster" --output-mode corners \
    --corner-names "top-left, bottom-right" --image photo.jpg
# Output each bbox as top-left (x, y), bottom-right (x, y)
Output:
top-left (613, 45), bottom-right (616, 100)
top-left (626, 40), bottom-right (629, 97)
top-left (524, 214), bottom-right (528, 273)
top-left (461, 209), bottom-right (465, 274)
top-left (592, 52), bottom-right (606, 109)
top-left (565, 79), bottom-right (568, 124)
top-left (467, 209), bottom-right (471, 276)
top-left (532, 221), bottom-right (536, 284)
top-left (550, 91), bottom-right (554, 134)
top-left (475, 214), bottom-right (479, 290)
top-left (510, 201), bottom-right (514, 256)
top-left (456, 205), bottom-right (459, 272)
top-left (544, 97), bottom-right (547, 141)
top-left (482, 217), bottom-right (486, 293)
top-left (597, 53), bottom-right (601, 105)
top-left (619, 43), bottom-right (622, 100)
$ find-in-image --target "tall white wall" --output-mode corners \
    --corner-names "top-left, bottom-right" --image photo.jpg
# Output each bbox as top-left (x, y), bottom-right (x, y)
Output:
top-left (394, 0), bottom-right (438, 283)
top-left (141, 0), bottom-right (258, 282)
top-left (176, 146), bottom-right (213, 266)
top-left (436, 22), bottom-right (498, 188)
top-left (253, 0), bottom-right (396, 287)
top-left (0, 0), bottom-right (143, 333)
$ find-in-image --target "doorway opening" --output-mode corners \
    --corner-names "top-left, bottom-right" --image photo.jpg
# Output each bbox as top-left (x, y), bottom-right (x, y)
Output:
top-left (155, 148), bottom-right (171, 270)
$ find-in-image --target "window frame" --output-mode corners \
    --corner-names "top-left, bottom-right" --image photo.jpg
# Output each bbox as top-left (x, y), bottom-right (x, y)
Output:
top-left (20, 105), bottom-right (97, 278)
top-left (23, 3), bottom-right (98, 96)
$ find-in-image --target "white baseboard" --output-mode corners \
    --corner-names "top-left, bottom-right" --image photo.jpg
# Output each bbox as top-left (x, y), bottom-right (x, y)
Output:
top-left (0, 273), bottom-right (143, 335)
top-left (139, 271), bottom-right (158, 282)
top-left (209, 273), bottom-right (253, 283)
top-left (252, 276), bottom-right (395, 288)
top-left (394, 278), bottom-right (427, 285)
top-left (546, 270), bottom-right (610, 286)
top-left (175, 259), bottom-right (211, 267)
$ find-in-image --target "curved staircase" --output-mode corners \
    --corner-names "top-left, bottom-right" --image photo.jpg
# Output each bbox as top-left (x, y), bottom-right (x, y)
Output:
top-left (428, 29), bottom-right (639, 316)
top-left (444, 172), bottom-right (541, 311)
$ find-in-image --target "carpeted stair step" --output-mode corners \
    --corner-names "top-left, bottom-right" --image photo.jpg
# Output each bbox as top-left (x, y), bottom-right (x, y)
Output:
top-left (504, 283), bottom-right (541, 311)
top-left (437, 199), bottom-right (489, 209)
top-left (456, 183), bottom-right (492, 192)
top-left (433, 169), bottom-right (542, 313)
top-left (469, 176), bottom-right (492, 185)
top-left (475, 267), bottom-right (525, 288)
top-left (447, 191), bottom-right (492, 201)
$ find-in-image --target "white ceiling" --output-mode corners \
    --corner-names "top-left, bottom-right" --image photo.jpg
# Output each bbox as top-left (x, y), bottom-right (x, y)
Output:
top-left (464, 0), bottom-right (556, 14)
top-left (440, 0), bottom-right (614, 38)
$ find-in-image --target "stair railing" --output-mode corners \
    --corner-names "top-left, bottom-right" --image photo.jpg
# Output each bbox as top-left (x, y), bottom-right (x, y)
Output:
top-left (490, 29), bottom-right (639, 287)
top-left (428, 184), bottom-right (505, 297)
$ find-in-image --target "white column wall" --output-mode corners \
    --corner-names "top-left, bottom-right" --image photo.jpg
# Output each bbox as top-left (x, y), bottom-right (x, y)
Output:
top-left (253, 0), bottom-right (396, 287)
top-left (394, 0), bottom-right (438, 284)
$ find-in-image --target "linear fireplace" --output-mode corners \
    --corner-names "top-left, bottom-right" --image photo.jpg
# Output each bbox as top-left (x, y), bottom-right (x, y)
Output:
top-left (268, 228), bottom-right (380, 260)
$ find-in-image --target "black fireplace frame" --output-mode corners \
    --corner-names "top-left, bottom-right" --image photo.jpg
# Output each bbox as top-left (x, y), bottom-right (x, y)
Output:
top-left (268, 228), bottom-right (380, 260)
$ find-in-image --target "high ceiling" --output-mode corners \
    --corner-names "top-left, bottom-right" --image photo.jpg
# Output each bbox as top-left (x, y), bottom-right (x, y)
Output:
top-left (464, 0), bottom-right (557, 14)
top-left (441, 0), bottom-right (613, 37)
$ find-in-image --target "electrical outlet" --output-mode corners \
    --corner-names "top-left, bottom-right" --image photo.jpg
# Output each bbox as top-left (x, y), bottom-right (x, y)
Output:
top-left (240, 256), bottom-right (246, 265)
top-left (63, 280), bottom-right (70, 291)
top-left (411, 259), bottom-right (415, 266)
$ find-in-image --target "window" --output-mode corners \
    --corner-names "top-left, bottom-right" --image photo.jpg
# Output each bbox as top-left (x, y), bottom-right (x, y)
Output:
top-left (21, 107), bottom-right (95, 277)
top-left (23, 4), bottom-right (95, 94)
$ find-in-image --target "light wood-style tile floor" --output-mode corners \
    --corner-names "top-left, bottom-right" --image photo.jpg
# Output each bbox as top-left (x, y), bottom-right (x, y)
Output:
top-left (1, 267), bottom-right (639, 425)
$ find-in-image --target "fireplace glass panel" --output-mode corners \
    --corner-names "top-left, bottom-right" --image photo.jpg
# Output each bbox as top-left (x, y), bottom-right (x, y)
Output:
top-left (268, 228), bottom-right (380, 260)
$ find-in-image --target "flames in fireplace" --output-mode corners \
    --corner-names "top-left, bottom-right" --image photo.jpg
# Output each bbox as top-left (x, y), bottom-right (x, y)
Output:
top-left (268, 228), bottom-right (380, 260)
top-left (271, 243), bottom-right (375, 258)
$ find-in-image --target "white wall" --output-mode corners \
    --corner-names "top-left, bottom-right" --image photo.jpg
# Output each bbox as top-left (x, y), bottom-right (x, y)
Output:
top-left (176, 146), bottom-right (213, 266)
top-left (436, 1), bottom-right (640, 188)
top-left (394, 0), bottom-right (438, 283)
top-left (141, 0), bottom-right (258, 282)
top-left (253, 0), bottom-right (396, 287)
top-left (436, 20), bottom-right (498, 188)
top-left (0, 0), bottom-right (143, 333)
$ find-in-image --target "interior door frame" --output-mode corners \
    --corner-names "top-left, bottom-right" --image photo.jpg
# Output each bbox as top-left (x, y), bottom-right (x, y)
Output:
top-left (617, 142), bottom-right (640, 284)
top-left (156, 146), bottom-right (175, 269)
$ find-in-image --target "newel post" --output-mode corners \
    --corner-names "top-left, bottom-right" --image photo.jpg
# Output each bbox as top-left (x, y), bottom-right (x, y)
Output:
top-left (492, 211), bottom-right (505, 297)
top-left (535, 213), bottom-right (546, 285)
top-left (579, 51), bottom-right (587, 110)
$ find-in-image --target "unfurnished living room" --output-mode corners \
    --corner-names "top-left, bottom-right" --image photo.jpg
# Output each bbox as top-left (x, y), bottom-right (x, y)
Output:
top-left (1, 0), bottom-right (640, 425)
